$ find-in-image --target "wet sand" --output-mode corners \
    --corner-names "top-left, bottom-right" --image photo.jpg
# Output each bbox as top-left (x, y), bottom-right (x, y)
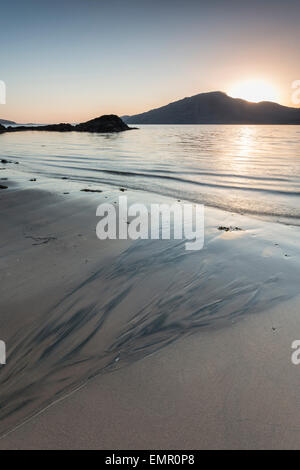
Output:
top-left (2, 295), bottom-right (300, 450)
top-left (1, 181), bottom-right (300, 448)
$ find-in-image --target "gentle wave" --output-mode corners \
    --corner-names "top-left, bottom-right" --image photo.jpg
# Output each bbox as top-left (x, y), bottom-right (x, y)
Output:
top-left (1, 124), bottom-right (300, 223)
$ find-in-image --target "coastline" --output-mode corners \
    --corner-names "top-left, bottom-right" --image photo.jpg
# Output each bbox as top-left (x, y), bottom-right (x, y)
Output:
top-left (1, 178), bottom-right (300, 448)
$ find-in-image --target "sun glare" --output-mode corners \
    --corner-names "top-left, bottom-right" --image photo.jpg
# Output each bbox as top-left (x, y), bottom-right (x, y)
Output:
top-left (228, 80), bottom-right (279, 103)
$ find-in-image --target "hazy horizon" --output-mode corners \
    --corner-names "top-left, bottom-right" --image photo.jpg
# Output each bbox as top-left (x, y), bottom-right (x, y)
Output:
top-left (1, 0), bottom-right (300, 123)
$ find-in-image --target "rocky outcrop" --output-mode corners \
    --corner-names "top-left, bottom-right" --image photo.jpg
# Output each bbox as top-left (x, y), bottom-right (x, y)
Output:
top-left (7, 123), bottom-right (74, 132)
top-left (75, 115), bottom-right (132, 133)
top-left (0, 115), bottom-right (135, 135)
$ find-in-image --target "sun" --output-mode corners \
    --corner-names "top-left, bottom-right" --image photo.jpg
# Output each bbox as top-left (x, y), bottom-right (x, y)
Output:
top-left (228, 79), bottom-right (279, 103)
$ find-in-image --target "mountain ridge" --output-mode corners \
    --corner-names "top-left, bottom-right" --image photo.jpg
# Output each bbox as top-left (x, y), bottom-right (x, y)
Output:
top-left (123, 91), bottom-right (300, 125)
top-left (0, 119), bottom-right (16, 125)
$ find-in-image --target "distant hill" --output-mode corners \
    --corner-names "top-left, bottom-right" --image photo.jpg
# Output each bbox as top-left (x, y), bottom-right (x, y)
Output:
top-left (123, 92), bottom-right (300, 125)
top-left (0, 119), bottom-right (16, 125)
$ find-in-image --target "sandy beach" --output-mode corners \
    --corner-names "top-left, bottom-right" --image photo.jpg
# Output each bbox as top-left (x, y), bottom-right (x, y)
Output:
top-left (1, 172), bottom-right (300, 449)
top-left (2, 0), bottom-right (300, 452)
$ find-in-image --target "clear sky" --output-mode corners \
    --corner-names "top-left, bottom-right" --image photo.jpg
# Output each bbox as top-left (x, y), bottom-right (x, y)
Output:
top-left (1, 0), bottom-right (300, 123)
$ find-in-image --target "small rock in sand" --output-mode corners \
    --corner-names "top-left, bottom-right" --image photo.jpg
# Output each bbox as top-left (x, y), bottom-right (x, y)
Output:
top-left (80, 189), bottom-right (103, 193)
top-left (0, 184), bottom-right (8, 189)
top-left (218, 226), bottom-right (243, 232)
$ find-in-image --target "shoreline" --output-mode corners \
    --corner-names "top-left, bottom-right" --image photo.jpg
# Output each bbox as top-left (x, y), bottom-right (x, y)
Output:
top-left (0, 180), bottom-right (300, 448)
top-left (1, 154), bottom-right (300, 228)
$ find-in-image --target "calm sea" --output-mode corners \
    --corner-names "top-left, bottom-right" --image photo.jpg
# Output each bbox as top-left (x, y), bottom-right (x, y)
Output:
top-left (1, 124), bottom-right (300, 224)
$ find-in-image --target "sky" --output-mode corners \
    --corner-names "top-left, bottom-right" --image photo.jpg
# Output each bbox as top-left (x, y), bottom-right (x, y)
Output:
top-left (0, 0), bottom-right (300, 123)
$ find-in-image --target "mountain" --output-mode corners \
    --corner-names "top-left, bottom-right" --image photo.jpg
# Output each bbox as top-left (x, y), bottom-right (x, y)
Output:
top-left (123, 91), bottom-right (300, 125)
top-left (0, 119), bottom-right (16, 125)
top-left (0, 115), bottom-right (135, 134)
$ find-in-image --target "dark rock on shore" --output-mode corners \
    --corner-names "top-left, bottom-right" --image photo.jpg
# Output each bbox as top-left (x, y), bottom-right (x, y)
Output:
top-left (0, 115), bottom-right (135, 135)
top-left (75, 115), bottom-right (132, 133)
top-left (34, 123), bottom-right (73, 132)
top-left (218, 226), bottom-right (243, 232)
top-left (7, 123), bottom-right (73, 132)
top-left (80, 188), bottom-right (103, 193)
